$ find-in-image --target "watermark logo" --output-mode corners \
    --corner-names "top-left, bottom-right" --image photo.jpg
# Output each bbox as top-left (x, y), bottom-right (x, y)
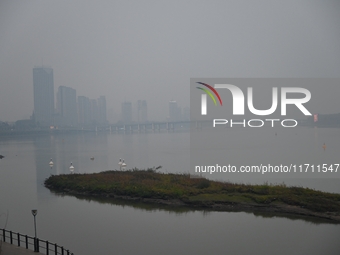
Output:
top-left (196, 82), bottom-right (223, 115)
top-left (198, 83), bottom-right (311, 116)
top-left (194, 80), bottom-right (312, 127)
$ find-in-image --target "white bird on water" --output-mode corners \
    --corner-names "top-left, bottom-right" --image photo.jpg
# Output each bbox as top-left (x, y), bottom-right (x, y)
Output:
top-left (119, 158), bottom-right (122, 170)
top-left (69, 162), bottom-right (74, 173)
top-left (121, 159), bottom-right (127, 170)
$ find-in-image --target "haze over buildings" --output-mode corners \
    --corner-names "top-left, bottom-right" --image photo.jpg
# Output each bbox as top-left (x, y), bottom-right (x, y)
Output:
top-left (98, 96), bottom-right (107, 125)
top-left (77, 96), bottom-right (92, 126)
top-left (168, 101), bottom-right (181, 122)
top-left (32, 67), bottom-right (108, 128)
top-left (31, 65), bottom-right (180, 128)
top-left (56, 86), bottom-right (77, 127)
top-left (137, 100), bottom-right (148, 123)
top-left (1, 1), bottom-right (340, 123)
top-left (33, 67), bottom-right (54, 126)
top-left (121, 102), bottom-right (132, 124)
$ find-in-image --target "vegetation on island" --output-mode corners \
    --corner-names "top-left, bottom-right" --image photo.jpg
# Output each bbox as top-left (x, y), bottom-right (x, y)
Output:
top-left (44, 168), bottom-right (340, 222)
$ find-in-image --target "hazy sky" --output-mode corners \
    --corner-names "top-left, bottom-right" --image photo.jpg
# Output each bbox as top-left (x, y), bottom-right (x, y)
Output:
top-left (0, 0), bottom-right (339, 122)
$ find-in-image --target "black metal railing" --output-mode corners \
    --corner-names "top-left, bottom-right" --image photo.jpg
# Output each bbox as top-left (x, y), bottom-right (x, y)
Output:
top-left (0, 228), bottom-right (74, 255)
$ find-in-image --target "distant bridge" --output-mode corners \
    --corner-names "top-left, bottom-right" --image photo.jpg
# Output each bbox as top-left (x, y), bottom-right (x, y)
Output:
top-left (94, 121), bottom-right (206, 132)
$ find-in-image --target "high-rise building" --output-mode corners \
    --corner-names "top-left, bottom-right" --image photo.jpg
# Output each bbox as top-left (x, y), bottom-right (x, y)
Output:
top-left (137, 100), bottom-right (148, 123)
top-left (33, 67), bottom-right (54, 126)
top-left (56, 86), bottom-right (77, 127)
top-left (121, 102), bottom-right (132, 124)
top-left (98, 96), bottom-right (107, 124)
top-left (90, 99), bottom-right (99, 124)
top-left (78, 96), bottom-right (92, 125)
top-left (169, 100), bottom-right (181, 121)
top-left (78, 96), bottom-right (107, 126)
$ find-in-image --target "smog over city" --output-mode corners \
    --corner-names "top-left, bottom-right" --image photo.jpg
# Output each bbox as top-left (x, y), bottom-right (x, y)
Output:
top-left (1, 1), bottom-right (340, 255)
top-left (1, 1), bottom-right (340, 124)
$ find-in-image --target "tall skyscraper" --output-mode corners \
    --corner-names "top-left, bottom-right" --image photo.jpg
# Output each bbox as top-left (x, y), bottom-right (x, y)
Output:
top-left (137, 100), bottom-right (148, 123)
top-left (78, 96), bottom-right (92, 126)
top-left (90, 99), bottom-right (99, 124)
top-left (169, 100), bottom-right (181, 121)
top-left (56, 86), bottom-right (77, 127)
top-left (33, 67), bottom-right (54, 126)
top-left (98, 96), bottom-right (107, 124)
top-left (78, 96), bottom-right (107, 126)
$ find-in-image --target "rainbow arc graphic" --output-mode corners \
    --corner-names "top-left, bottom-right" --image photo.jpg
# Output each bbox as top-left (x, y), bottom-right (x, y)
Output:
top-left (196, 82), bottom-right (223, 115)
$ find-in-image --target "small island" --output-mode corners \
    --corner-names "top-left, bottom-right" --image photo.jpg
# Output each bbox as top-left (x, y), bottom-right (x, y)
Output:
top-left (44, 169), bottom-right (340, 222)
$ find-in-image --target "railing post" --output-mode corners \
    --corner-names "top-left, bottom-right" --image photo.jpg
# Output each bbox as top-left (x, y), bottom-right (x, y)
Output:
top-left (34, 237), bottom-right (39, 252)
top-left (36, 238), bottom-right (40, 252)
top-left (0, 229), bottom-right (72, 255)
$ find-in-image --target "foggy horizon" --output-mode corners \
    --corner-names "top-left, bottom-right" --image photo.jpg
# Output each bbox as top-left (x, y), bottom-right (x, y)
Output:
top-left (1, 0), bottom-right (340, 122)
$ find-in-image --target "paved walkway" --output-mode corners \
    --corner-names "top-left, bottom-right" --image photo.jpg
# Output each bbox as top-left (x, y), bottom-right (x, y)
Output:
top-left (1, 241), bottom-right (44, 255)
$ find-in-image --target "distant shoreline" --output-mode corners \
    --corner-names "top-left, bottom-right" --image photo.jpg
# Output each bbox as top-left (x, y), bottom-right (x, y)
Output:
top-left (44, 169), bottom-right (340, 223)
top-left (0, 129), bottom-right (93, 137)
top-left (2, 122), bottom-right (340, 137)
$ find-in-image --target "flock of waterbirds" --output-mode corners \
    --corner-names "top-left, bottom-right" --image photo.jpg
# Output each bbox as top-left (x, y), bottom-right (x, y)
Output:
top-left (47, 157), bottom-right (127, 173)
top-left (2, 138), bottom-right (327, 174)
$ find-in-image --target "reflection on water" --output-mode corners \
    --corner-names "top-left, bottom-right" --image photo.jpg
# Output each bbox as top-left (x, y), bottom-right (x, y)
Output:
top-left (1, 129), bottom-right (340, 255)
top-left (49, 190), bottom-right (339, 225)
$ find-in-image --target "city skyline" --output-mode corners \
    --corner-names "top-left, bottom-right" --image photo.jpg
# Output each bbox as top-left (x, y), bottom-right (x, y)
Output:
top-left (0, 62), bottom-right (192, 123)
top-left (32, 66), bottom-right (110, 127)
top-left (3, 64), bottom-right (339, 126)
top-left (30, 66), bottom-right (185, 126)
top-left (1, 1), bottom-right (340, 123)
top-left (56, 85), bottom-right (77, 127)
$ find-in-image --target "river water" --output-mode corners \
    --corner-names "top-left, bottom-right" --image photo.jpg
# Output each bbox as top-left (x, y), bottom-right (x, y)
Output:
top-left (0, 128), bottom-right (339, 254)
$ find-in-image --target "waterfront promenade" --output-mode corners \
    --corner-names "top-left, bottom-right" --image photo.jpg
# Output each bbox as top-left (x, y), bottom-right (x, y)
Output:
top-left (1, 228), bottom-right (73, 255)
top-left (1, 242), bottom-right (43, 255)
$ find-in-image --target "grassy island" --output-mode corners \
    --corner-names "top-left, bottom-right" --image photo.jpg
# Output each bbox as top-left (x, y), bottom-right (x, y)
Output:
top-left (44, 169), bottom-right (340, 222)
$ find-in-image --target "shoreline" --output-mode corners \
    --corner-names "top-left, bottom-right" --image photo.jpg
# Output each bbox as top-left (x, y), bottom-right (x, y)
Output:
top-left (44, 170), bottom-right (340, 223)
top-left (47, 188), bottom-right (340, 223)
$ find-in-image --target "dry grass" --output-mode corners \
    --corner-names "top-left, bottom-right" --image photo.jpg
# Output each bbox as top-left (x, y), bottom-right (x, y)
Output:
top-left (45, 169), bottom-right (340, 213)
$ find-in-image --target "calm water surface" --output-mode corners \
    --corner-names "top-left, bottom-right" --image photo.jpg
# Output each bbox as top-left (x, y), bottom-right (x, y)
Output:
top-left (0, 128), bottom-right (339, 255)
